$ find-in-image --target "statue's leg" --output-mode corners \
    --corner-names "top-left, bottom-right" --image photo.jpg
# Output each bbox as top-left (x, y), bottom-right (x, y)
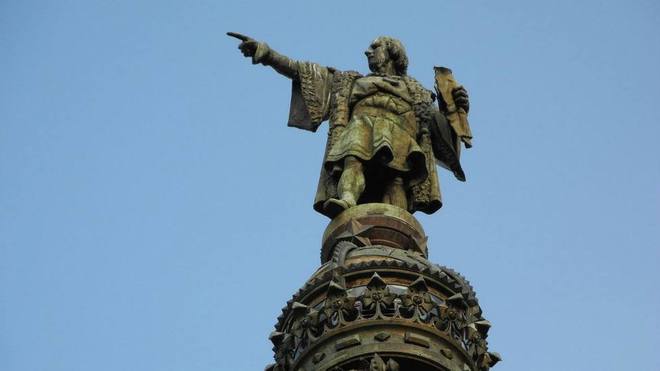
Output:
top-left (323, 156), bottom-right (365, 217)
top-left (338, 156), bottom-right (365, 206)
top-left (383, 176), bottom-right (407, 210)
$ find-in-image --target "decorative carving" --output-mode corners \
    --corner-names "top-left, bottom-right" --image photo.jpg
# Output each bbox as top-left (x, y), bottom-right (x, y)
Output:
top-left (271, 331), bottom-right (294, 371)
top-left (271, 269), bottom-right (494, 370)
top-left (404, 332), bottom-right (431, 348)
top-left (477, 352), bottom-right (501, 371)
top-left (335, 218), bottom-right (373, 247)
top-left (400, 276), bottom-right (435, 321)
top-left (328, 354), bottom-right (400, 371)
top-left (361, 273), bottom-right (396, 317)
top-left (322, 280), bottom-right (357, 328)
top-left (436, 293), bottom-right (469, 344)
top-left (321, 204), bottom-right (429, 261)
top-left (335, 335), bottom-right (362, 350)
top-left (289, 304), bottom-right (320, 356)
top-left (441, 348), bottom-right (454, 359)
top-left (369, 354), bottom-right (399, 371)
top-left (374, 332), bottom-right (391, 342)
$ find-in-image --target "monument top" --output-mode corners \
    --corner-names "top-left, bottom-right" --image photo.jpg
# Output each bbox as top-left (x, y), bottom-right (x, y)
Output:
top-left (227, 32), bottom-right (498, 371)
top-left (228, 32), bottom-right (472, 219)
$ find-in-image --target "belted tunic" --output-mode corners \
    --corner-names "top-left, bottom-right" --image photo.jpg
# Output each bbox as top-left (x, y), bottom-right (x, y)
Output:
top-left (286, 61), bottom-right (461, 217)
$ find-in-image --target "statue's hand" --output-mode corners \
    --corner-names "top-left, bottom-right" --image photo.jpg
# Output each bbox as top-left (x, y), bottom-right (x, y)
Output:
top-left (452, 86), bottom-right (469, 113)
top-left (227, 32), bottom-right (258, 57)
top-left (227, 32), bottom-right (269, 64)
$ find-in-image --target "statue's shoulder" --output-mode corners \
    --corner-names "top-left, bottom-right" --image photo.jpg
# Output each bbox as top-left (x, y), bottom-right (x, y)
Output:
top-left (328, 70), bottom-right (362, 127)
top-left (330, 70), bottom-right (362, 100)
top-left (403, 75), bottom-right (435, 105)
top-left (333, 69), bottom-right (362, 81)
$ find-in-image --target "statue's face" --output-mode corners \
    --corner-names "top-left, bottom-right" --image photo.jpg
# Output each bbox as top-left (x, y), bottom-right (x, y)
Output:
top-left (365, 38), bottom-right (390, 73)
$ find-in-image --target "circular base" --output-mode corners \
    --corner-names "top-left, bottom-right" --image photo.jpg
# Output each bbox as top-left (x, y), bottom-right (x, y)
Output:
top-left (321, 203), bottom-right (428, 263)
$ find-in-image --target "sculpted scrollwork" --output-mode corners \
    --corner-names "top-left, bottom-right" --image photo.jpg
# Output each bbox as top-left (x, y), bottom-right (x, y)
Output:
top-left (436, 293), bottom-right (469, 343)
top-left (399, 276), bottom-right (436, 321)
top-left (360, 273), bottom-right (396, 318)
top-left (271, 272), bottom-right (496, 370)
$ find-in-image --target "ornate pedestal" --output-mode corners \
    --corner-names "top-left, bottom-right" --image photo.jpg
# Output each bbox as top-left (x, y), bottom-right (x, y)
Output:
top-left (266, 204), bottom-right (499, 371)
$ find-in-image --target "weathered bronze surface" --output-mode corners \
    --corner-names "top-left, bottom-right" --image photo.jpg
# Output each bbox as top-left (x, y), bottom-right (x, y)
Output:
top-left (228, 33), bottom-right (497, 371)
top-left (228, 32), bottom-right (471, 218)
top-left (266, 228), bottom-right (500, 371)
top-left (321, 203), bottom-right (428, 262)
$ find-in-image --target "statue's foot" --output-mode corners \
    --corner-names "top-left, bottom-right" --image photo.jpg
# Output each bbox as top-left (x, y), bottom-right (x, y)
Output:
top-left (323, 198), bottom-right (351, 218)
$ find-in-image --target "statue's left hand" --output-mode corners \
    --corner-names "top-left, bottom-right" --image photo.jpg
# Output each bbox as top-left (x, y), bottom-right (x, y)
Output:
top-left (452, 86), bottom-right (469, 113)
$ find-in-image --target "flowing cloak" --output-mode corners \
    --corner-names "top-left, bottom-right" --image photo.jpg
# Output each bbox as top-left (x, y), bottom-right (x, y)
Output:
top-left (286, 61), bottom-right (464, 218)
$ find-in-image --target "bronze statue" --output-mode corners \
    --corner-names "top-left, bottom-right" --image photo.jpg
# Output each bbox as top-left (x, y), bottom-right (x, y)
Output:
top-left (228, 33), bottom-right (499, 371)
top-left (228, 32), bottom-right (472, 218)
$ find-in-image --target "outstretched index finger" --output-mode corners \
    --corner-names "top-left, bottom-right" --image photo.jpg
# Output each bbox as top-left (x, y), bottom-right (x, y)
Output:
top-left (226, 32), bottom-right (250, 42)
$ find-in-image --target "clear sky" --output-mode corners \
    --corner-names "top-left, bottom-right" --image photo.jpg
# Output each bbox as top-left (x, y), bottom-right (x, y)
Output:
top-left (1, 1), bottom-right (659, 370)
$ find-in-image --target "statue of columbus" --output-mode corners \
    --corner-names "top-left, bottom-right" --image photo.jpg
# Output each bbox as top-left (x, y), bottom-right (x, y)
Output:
top-left (229, 32), bottom-right (473, 218)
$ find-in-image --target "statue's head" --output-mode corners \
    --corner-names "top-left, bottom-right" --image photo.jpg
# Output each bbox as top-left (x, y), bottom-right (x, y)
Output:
top-left (365, 36), bottom-right (409, 76)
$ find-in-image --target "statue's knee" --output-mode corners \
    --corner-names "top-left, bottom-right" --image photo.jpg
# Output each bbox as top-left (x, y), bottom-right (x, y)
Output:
top-left (344, 156), bottom-right (363, 171)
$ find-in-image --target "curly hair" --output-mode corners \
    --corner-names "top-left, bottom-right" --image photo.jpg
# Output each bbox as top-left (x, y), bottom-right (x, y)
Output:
top-left (378, 36), bottom-right (409, 76)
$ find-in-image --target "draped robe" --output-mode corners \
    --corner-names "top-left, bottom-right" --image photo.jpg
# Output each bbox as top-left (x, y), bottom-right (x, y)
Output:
top-left (287, 62), bottom-right (464, 218)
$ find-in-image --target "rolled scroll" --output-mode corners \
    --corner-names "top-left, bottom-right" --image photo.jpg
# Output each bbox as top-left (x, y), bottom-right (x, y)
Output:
top-left (434, 66), bottom-right (472, 148)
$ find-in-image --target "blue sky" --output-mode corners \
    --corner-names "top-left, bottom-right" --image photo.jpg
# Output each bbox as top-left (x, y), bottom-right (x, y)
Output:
top-left (1, 1), bottom-right (659, 370)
